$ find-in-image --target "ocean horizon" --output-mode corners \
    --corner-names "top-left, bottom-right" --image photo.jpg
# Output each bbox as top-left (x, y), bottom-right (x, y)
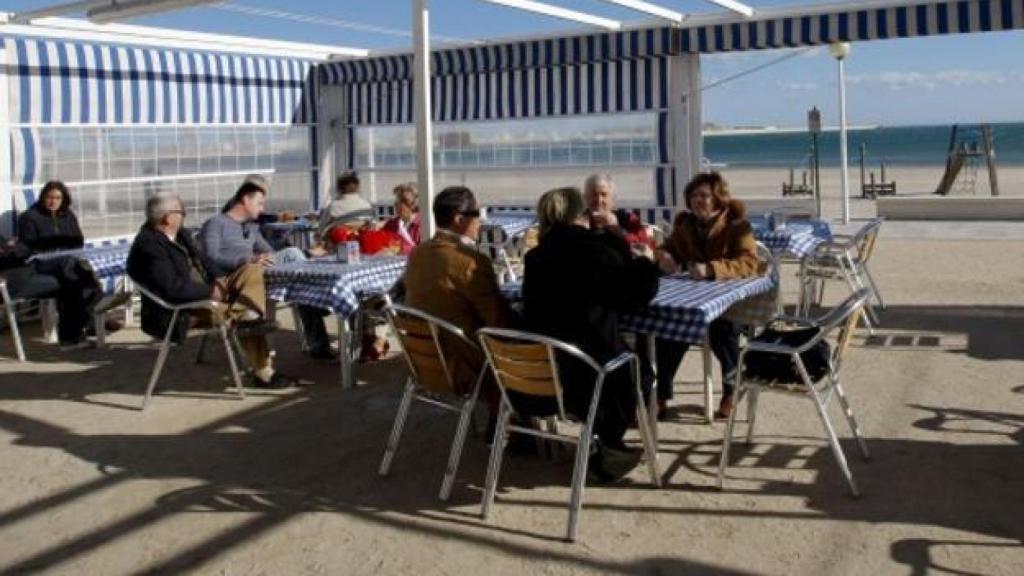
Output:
top-left (703, 121), bottom-right (1024, 169)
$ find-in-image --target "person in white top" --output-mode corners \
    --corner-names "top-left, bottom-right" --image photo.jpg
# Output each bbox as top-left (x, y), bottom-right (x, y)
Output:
top-left (318, 172), bottom-right (374, 240)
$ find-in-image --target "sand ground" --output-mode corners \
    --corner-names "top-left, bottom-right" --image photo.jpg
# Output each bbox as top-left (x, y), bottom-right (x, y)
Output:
top-left (0, 229), bottom-right (1022, 575)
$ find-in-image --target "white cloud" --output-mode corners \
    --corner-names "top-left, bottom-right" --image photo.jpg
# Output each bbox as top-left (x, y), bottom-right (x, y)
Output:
top-left (847, 69), bottom-right (1020, 90)
top-left (778, 81), bottom-right (818, 91)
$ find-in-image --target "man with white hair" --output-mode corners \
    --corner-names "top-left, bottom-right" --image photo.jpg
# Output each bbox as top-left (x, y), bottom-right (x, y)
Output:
top-left (127, 192), bottom-right (297, 389)
top-left (583, 173), bottom-right (653, 249)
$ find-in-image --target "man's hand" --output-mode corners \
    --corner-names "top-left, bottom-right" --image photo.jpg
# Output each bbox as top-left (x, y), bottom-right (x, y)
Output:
top-left (656, 250), bottom-right (679, 274)
top-left (250, 253), bottom-right (275, 267)
top-left (590, 210), bottom-right (619, 230)
top-left (688, 262), bottom-right (709, 280)
top-left (211, 279), bottom-right (227, 302)
top-left (307, 244), bottom-right (328, 258)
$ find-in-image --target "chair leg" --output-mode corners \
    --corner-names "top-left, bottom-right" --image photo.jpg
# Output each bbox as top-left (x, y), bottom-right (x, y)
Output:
top-left (2, 288), bottom-right (26, 362)
top-left (93, 312), bottom-right (107, 348)
top-left (481, 402), bottom-right (511, 521)
top-left (439, 395), bottom-right (477, 500)
top-left (702, 339), bottom-right (714, 424)
top-left (808, 385), bottom-right (860, 497)
top-left (220, 326), bottom-right (245, 399)
top-left (195, 332), bottom-right (210, 364)
top-left (141, 310), bottom-right (179, 411)
top-left (566, 430), bottom-right (594, 542)
top-left (379, 378), bottom-right (416, 477)
top-left (745, 385), bottom-right (761, 445)
top-left (862, 265), bottom-right (886, 310)
top-left (634, 390), bottom-right (662, 488)
top-left (832, 377), bottom-right (870, 460)
top-left (717, 385), bottom-right (745, 490)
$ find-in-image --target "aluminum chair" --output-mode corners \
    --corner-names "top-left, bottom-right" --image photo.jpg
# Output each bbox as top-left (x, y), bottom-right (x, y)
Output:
top-left (799, 218), bottom-right (885, 330)
top-left (132, 279), bottom-right (246, 411)
top-left (718, 288), bottom-right (872, 497)
top-left (377, 304), bottom-right (486, 501)
top-left (0, 279), bottom-right (27, 362)
top-left (478, 327), bottom-right (660, 542)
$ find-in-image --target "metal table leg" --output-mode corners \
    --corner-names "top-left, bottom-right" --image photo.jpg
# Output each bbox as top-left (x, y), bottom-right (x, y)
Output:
top-left (702, 336), bottom-right (715, 424)
top-left (338, 315), bottom-right (353, 388)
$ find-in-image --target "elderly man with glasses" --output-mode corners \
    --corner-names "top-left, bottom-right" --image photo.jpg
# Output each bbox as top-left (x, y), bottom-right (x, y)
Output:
top-left (127, 193), bottom-right (297, 389)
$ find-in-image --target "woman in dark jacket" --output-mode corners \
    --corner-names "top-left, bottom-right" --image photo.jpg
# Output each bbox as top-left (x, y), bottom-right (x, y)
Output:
top-left (653, 172), bottom-right (762, 419)
top-left (17, 181), bottom-right (98, 348)
top-left (522, 186), bottom-right (659, 476)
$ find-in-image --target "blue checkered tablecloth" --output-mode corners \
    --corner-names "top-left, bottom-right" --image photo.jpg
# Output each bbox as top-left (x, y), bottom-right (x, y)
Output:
top-left (503, 274), bottom-right (775, 344)
top-left (264, 256), bottom-right (407, 318)
top-left (29, 244), bottom-right (131, 294)
top-left (753, 223), bottom-right (826, 258)
top-left (482, 213), bottom-right (536, 241)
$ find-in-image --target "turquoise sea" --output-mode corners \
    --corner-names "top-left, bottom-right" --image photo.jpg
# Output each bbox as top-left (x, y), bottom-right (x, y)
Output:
top-left (703, 122), bottom-right (1024, 169)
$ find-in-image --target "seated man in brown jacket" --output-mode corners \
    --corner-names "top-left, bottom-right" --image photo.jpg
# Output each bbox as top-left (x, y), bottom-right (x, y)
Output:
top-left (403, 186), bottom-right (512, 401)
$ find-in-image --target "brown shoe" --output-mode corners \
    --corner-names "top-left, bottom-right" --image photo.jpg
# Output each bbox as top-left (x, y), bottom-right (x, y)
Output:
top-left (715, 394), bottom-right (735, 419)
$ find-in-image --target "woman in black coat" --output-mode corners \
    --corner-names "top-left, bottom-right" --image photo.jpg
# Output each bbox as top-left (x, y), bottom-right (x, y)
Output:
top-left (17, 181), bottom-right (99, 347)
top-left (521, 186), bottom-right (659, 465)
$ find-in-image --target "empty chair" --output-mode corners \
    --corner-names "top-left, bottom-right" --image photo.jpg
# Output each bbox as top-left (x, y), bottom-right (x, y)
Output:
top-left (800, 218), bottom-right (885, 329)
top-left (718, 288), bottom-right (872, 496)
top-left (132, 279), bottom-right (246, 410)
top-left (377, 304), bottom-right (486, 501)
top-left (477, 327), bottom-right (660, 542)
top-left (0, 280), bottom-right (27, 362)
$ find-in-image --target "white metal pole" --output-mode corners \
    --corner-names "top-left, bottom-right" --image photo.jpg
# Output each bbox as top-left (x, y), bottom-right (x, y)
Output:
top-left (837, 57), bottom-right (850, 225)
top-left (413, 0), bottom-right (435, 239)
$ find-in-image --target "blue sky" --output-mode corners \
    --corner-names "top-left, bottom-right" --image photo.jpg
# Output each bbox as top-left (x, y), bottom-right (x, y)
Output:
top-left (3, 0), bottom-right (1023, 127)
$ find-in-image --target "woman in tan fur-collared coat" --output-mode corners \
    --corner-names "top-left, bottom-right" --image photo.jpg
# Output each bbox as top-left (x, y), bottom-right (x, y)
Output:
top-left (652, 172), bottom-right (762, 419)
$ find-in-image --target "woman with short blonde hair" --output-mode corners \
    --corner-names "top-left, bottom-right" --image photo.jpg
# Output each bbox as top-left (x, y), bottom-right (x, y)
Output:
top-left (536, 186), bottom-right (586, 236)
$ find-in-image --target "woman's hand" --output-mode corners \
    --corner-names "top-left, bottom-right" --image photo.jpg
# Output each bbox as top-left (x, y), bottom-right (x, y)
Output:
top-left (656, 250), bottom-right (679, 274)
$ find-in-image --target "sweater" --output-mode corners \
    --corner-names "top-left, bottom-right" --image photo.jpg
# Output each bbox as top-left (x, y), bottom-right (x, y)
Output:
top-left (198, 213), bottom-right (273, 277)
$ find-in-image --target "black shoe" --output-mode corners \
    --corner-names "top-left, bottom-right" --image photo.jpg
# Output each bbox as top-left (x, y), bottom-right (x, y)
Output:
top-left (249, 372), bottom-right (297, 389)
top-left (59, 337), bottom-right (93, 351)
top-left (234, 319), bottom-right (278, 338)
top-left (601, 439), bottom-right (642, 461)
top-left (588, 451), bottom-right (616, 484)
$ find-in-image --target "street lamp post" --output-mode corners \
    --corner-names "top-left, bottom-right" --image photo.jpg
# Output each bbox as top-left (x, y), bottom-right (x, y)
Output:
top-left (829, 41), bottom-right (851, 225)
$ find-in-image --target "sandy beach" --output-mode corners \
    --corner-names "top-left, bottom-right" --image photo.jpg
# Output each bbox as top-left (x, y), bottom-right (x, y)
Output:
top-left (0, 228), bottom-right (1022, 575)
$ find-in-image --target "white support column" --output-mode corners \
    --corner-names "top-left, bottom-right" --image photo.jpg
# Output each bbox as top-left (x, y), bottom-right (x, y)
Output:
top-left (0, 46), bottom-right (12, 237)
top-left (670, 52), bottom-right (702, 213)
top-left (318, 83), bottom-right (346, 211)
top-left (413, 0), bottom-right (435, 239)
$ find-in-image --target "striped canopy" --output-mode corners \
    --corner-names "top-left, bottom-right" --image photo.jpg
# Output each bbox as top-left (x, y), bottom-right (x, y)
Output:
top-left (4, 36), bottom-right (318, 126)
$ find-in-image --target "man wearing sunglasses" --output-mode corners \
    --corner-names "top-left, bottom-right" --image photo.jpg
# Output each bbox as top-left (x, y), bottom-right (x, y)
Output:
top-left (402, 186), bottom-right (510, 402)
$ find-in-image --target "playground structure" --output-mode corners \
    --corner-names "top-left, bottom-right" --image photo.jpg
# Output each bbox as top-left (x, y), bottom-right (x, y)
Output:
top-left (934, 125), bottom-right (999, 196)
top-left (859, 144), bottom-right (896, 199)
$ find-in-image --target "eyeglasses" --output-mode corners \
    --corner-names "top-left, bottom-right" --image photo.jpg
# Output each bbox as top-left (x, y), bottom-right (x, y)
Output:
top-left (168, 209), bottom-right (187, 216)
top-left (459, 209), bottom-right (481, 218)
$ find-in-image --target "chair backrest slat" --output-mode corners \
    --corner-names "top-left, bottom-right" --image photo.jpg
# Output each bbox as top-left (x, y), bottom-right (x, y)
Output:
top-left (481, 335), bottom-right (557, 397)
top-left (387, 304), bottom-right (480, 396)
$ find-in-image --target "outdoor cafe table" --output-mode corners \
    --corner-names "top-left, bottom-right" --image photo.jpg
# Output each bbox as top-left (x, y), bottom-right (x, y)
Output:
top-left (502, 273), bottom-right (776, 423)
top-left (480, 212), bottom-right (536, 282)
top-left (752, 222), bottom-right (829, 259)
top-left (261, 219), bottom-right (318, 250)
top-left (264, 255), bottom-right (407, 388)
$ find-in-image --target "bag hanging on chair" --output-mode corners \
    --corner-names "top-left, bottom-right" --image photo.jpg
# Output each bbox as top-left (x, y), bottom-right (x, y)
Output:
top-left (743, 326), bottom-right (832, 384)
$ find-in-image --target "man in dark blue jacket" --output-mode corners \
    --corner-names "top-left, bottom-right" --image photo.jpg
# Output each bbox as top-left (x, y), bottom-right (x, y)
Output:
top-left (127, 193), bottom-right (295, 389)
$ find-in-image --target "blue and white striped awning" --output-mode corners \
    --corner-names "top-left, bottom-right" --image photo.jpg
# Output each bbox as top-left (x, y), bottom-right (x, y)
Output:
top-left (346, 56), bottom-right (670, 125)
top-left (680, 0), bottom-right (1023, 52)
top-left (321, 27), bottom-right (675, 85)
top-left (4, 36), bottom-right (318, 125)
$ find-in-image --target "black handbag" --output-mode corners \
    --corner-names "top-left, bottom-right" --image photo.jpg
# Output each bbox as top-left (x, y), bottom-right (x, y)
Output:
top-left (743, 326), bottom-right (832, 384)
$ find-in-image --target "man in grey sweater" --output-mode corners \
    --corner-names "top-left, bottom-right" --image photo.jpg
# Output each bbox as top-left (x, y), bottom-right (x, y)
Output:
top-left (199, 179), bottom-right (335, 360)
